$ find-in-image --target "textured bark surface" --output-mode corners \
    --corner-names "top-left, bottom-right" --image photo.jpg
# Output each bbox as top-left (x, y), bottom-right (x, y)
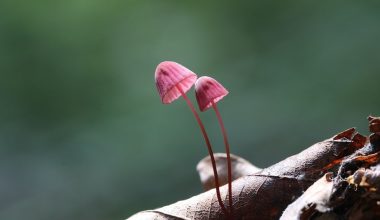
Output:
top-left (128, 127), bottom-right (364, 220)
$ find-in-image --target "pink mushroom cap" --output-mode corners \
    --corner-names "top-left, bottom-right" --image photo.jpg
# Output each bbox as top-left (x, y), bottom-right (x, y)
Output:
top-left (195, 76), bottom-right (229, 112)
top-left (155, 61), bottom-right (198, 104)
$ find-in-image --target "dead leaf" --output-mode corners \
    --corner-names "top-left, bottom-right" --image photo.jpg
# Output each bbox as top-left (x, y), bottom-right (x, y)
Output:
top-left (280, 173), bottom-right (334, 220)
top-left (196, 153), bottom-right (261, 191)
top-left (127, 129), bottom-right (363, 220)
top-left (368, 116), bottom-right (380, 133)
top-left (295, 120), bottom-right (380, 220)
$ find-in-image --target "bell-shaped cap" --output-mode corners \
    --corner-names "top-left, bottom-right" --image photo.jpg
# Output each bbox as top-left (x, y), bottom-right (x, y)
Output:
top-left (155, 61), bottom-right (197, 104)
top-left (195, 76), bottom-right (229, 111)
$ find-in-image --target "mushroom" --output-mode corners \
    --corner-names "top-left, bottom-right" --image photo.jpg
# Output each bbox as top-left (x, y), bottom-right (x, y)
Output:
top-left (195, 76), bottom-right (233, 215)
top-left (155, 61), bottom-right (229, 216)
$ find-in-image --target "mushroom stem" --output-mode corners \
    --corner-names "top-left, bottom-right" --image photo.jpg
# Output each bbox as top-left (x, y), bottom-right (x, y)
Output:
top-left (211, 100), bottom-right (233, 217)
top-left (176, 84), bottom-right (229, 217)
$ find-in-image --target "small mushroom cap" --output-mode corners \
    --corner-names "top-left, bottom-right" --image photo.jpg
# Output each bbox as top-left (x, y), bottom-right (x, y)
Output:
top-left (195, 76), bottom-right (229, 112)
top-left (155, 61), bottom-right (197, 104)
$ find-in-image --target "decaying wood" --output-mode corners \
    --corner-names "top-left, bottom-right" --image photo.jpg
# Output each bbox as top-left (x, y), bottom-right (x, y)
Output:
top-left (128, 127), bottom-right (365, 220)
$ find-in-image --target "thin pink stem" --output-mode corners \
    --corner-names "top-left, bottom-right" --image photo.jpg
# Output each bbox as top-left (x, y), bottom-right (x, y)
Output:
top-left (212, 101), bottom-right (233, 217)
top-left (176, 85), bottom-right (229, 217)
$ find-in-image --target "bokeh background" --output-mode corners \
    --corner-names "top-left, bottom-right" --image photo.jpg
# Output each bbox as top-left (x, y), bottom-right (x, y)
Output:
top-left (1, 1), bottom-right (379, 219)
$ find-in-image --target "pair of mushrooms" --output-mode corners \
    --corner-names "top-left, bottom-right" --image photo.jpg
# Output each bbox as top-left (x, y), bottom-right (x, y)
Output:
top-left (155, 61), bottom-right (233, 218)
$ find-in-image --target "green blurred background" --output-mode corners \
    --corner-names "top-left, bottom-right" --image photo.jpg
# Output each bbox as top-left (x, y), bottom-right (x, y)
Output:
top-left (1, 0), bottom-right (379, 219)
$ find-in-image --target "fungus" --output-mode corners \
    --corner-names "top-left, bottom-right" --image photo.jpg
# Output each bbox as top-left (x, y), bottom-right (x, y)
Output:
top-left (195, 76), bottom-right (233, 215)
top-left (155, 61), bottom-right (229, 216)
